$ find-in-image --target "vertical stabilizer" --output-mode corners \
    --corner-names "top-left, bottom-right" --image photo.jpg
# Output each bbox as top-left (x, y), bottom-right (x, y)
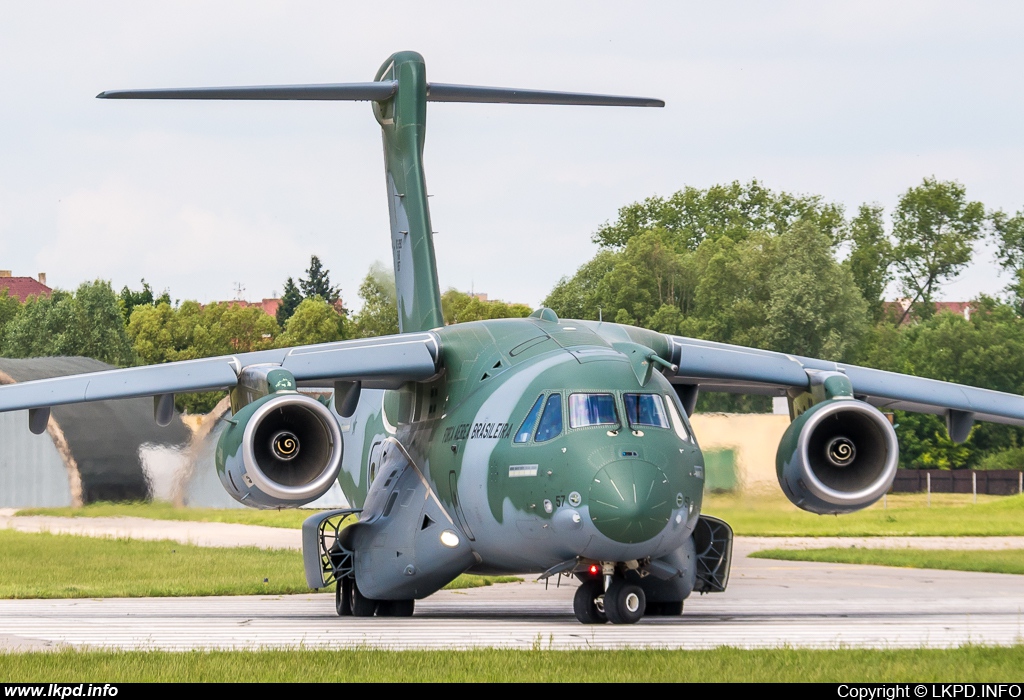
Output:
top-left (96, 54), bottom-right (663, 336)
top-left (372, 52), bottom-right (445, 333)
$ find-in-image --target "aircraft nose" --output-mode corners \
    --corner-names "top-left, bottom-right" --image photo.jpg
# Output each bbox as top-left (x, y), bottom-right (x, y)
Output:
top-left (588, 459), bottom-right (672, 544)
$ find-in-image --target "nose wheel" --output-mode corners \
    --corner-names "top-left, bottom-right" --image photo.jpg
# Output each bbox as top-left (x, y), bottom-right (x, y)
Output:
top-left (573, 577), bottom-right (646, 625)
top-left (604, 580), bottom-right (645, 624)
top-left (572, 578), bottom-right (607, 624)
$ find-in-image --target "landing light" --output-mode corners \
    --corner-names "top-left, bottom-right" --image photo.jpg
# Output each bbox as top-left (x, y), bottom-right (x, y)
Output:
top-left (440, 530), bottom-right (460, 548)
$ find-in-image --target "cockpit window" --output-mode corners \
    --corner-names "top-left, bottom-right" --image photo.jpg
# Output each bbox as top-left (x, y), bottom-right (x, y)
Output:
top-left (624, 393), bottom-right (669, 429)
top-left (568, 393), bottom-right (619, 428)
top-left (514, 394), bottom-right (545, 443)
top-left (664, 395), bottom-right (691, 442)
top-left (534, 394), bottom-right (563, 442)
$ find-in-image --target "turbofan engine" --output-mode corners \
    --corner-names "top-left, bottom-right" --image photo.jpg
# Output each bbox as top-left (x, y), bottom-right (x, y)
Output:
top-left (217, 393), bottom-right (343, 509)
top-left (776, 399), bottom-right (898, 515)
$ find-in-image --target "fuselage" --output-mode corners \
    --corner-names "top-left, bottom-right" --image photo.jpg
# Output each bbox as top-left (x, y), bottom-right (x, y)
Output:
top-left (335, 315), bottom-right (706, 574)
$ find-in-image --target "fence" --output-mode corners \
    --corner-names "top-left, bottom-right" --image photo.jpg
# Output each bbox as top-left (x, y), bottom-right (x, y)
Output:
top-left (891, 469), bottom-right (1024, 496)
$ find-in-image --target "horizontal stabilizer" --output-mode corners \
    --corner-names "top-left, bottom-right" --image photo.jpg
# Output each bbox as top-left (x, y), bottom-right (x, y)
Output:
top-left (98, 82), bottom-right (663, 108)
top-left (426, 83), bottom-right (663, 107)
top-left (97, 82), bottom-right (399, 101)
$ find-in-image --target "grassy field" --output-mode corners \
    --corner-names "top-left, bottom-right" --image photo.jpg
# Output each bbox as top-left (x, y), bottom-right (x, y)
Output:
top-left (703, 491), bottom-right (1024, 536)
top-left (18, 492), bottom-right (1024, 537)
top-left (16, 501), bottom-right (310, 529)
top-left (19, 492), bottom-right (1024, 537)
top-left (1, 647), bottom-right (1023, 682)
top-left (0, 530), bottom-right (517, 599)
top-left (751, 547), bottom-right (1024, 575)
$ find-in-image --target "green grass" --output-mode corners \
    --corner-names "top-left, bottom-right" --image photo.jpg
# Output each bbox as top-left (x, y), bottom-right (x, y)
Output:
top-left (0, 530), bottom-right (518, 599)
top-left (751, 547), bottom-right (1024, 575)
top-left (703, 491), bottom-right (1024, 536)
top-left (1, 647), bottom-right (1023, 682)
top-left (21, 492), bottom-right (1024, 537)
top-left (0, 530), bottom-right (308, 598)
top-left (444, 574), bottom-right (522, 589)
top-left (16, 501), bottom-right (311, 529)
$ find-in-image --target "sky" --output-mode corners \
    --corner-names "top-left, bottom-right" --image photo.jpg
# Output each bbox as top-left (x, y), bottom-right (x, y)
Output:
top-left (1, 2), bottom-right (1023, 311)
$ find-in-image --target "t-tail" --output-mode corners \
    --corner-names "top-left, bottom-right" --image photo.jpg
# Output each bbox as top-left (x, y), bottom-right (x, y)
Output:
top-left (98, 51), bottom-right (664, 333)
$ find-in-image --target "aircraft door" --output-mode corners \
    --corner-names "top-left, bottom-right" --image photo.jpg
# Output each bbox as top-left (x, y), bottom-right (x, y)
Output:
top-left (448, 471), bottom-right (476, 541)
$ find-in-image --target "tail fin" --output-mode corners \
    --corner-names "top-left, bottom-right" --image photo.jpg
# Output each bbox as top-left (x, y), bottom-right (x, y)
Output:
top-left (98, 50), bottom-right (663, 333)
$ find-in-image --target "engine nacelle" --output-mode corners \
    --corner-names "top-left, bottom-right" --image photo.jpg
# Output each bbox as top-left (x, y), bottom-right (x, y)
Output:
top-left (216, 393), bottom-right (343, 509)
top-left (776, 399), bottom-right (898, 515)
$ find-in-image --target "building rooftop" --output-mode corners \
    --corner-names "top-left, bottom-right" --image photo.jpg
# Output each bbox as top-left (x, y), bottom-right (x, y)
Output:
top-left (0, 272), bottom-right (51, 302)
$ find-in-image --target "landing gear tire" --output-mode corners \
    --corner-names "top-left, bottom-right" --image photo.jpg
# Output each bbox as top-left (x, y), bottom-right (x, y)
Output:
top-left (604, 581), bottom-right (645, 624)
top-left (335, 578), bottom-right (353, 616)
top-left (349, 578), bottom-right (378, 617)
top-left (377, 599), bottom-right (415, 617)
top-left (645, 601), bottom-right (683, 617)
top-left (573, 578), bottom-right (607, 625)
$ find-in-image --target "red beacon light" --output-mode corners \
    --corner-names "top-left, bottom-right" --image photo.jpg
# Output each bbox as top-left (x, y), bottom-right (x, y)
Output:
top-left (588, 564), bottom-right (600, 576)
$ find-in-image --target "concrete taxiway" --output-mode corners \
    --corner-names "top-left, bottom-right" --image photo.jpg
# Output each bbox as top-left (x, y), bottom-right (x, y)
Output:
top-left (2, 513), bottom-right (1024, 650)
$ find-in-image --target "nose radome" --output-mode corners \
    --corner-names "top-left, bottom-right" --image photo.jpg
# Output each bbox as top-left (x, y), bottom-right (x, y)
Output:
top-left (588, 459), bottom-right (672, 544)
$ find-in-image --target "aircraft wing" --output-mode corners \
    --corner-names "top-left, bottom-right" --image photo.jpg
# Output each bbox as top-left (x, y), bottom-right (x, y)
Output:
top-left (0, 332), bottom-right (440, 414)
top-left (667, 335), bottom-right (1024, 428)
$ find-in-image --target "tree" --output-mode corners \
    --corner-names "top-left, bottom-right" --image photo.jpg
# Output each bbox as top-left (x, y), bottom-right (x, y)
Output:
top-left (441, 290), bottom-right (531, 325)
top-left (843, 204), bottom-right (893, 321)
top-left (891, 178), bottom-right (985, 325)
top-left (353, 262), bottom-right (399, 338)
top-left (278, 297), bottom-right (346, 346)
top-left (119, 279), bottom-right (171, 326)
top-left (2, 281), bottom-right (135, 366)
top-left (763, 221), bottom-right (867, 361)
top-left (299, 255), bottom-right (342, 304)
top-left (543, 250), bottom-right (621, 321)
top-left (276, 277), bottom-right (303, 327)
top-left (0, 290), bottom-right (21, 341)
top-left (991, 207), bottom-right (1024, 305)
top-left (593, 180), bottom-right (846, 251)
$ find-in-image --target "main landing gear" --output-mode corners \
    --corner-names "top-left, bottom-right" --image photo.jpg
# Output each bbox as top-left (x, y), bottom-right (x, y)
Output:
top-left (335, 576), bottom-right (415, 618)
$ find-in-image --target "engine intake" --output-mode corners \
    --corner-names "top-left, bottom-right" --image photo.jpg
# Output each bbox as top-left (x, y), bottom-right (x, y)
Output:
top-left (217, 393), bottom-right (343, 509)
top-left (776, 399), bottom-right (898, 515)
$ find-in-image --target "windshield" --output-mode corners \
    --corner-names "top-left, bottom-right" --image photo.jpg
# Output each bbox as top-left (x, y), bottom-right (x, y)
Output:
top-left (535, 394), bottom-right (563, 442)
top-left (514, 395), bottom-right (545, 443)
top-left (568, 393), bottom-right (619, 428)
top-left (624, 393), bottom-right (669, 429)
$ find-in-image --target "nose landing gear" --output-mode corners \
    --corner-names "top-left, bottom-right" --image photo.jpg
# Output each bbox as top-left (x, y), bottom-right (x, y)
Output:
top-left (572, 575), bottom-right (646, 625)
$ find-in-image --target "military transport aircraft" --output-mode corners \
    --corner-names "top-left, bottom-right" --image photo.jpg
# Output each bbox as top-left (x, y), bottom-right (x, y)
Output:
top-left (3, 51), bottom-right (1024, 625)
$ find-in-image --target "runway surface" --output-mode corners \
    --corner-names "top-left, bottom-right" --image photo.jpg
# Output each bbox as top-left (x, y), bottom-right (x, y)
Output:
top-left (4, 548), bottom-right (1024, 650)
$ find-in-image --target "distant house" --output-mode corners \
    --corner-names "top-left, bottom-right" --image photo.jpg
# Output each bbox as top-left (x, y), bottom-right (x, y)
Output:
top-left (0, 271), bottom-right (51, 302)
top-left (887, 298), bottom-right (974, 325)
